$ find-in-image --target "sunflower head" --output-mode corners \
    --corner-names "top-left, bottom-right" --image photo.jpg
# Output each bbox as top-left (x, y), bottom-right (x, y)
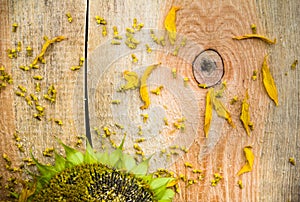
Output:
top-left (21, 137), bottom-right (176, 201)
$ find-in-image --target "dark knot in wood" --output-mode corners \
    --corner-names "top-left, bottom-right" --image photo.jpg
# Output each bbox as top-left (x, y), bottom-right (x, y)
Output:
top-left (192, 49), bottom-right (224, 88)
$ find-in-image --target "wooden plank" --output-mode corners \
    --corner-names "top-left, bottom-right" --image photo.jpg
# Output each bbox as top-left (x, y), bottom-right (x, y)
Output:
top-left (87, 0), bottom-right (263, 201)
top-left (0, 0), bottom-right (298, 201)
top-left (166, 1), bottom-right (266, 201)
top-left (87, 0), bottom-right (299, 202)
top-left (256, 1), bottom-right (300, 202)
top-left (0, 2), bottom-right (20, 199)
top-left (0, 0), bottom-right (86, 199)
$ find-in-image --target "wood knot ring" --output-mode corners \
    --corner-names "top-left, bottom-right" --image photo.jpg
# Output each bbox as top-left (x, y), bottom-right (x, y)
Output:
top-left (192, 49), bottom-right (224, 88)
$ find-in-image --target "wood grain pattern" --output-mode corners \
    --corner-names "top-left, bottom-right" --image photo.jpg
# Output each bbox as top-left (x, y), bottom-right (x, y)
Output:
top-left (167, 1), bottom-right (266, 201)
top-left (0, 2), bottom-right (21, 198)
top-left (88, 1), bottom-right (266, 201)
top-left (87, 1), bottom-right (299, 202)
top-left (0, 0), bottom-right (299, 201)
top-left (256, 1), bottom-right (300, 202)
top-left (0, 0), bottom-right (86, 199)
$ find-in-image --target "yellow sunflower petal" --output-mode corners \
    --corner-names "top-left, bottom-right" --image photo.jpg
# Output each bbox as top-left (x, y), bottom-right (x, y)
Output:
top-left (237, 146), bottom-right (254, 176)
top-left (262, 55), bottom-right (279, 106)
top-left (164, 6), bottom-right (180, 44)
top-left (204, 88), bottom-right (213, 137)
top-left (240, 90), bottom-right (251, 136)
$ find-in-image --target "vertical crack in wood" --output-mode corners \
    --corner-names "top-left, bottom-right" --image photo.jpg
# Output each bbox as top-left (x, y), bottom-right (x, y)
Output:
top-left (84, 0), bottom-right (92, 146)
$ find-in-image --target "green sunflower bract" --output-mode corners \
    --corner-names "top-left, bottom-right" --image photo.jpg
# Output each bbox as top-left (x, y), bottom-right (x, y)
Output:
top-left (20, 137), bottom-right (176, 202)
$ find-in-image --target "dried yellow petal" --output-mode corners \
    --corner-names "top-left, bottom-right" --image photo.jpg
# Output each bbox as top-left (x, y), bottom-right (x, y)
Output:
top-left (204, 88), bottom-right (213, 138)
top-left (12, 23), bottom-right (18, 32)
top-left (164, 6), bottom-right (180, 45)
top-left (212, 89), bottom-right (235, 128)
top-left (240, 90), bottom-right (252, 136)
top-left (121, 71), bottom-right (139, 90)
top-left (145, 44), bottom-right (152, 53)
top-left (31, 36), bottom-right (66, 66)
top-left (237, 146), bottom-right (254, 176)
top-left (167, 179), bottom-right (178, 187)
top-left (184, 162), bottom-right (193, 168)
top-left (141, 113), bottom-right (149, 123)
top-left (140, 63), bottom-right (161, 109)
top-left (291, 60), bottom-right (298, 70)
top-left (230, 96), bottom-right (238, 105)
top-left (131, 54), bottom-right (138, 63)
top-left (18, 180), bottom-right (37, 202)
top-left (150, 85), bottom-right (163, 95)
top-left (140, 87), bottom-right (150, 110)
top-left (111, 40), bottom-right (121, 45)
top-left (250, 24), bottom-right (257, 34)
top-left (102, 26), bottom-right (107, 37)
top-left (211, 173), bottom-right (222, 186)
top-left (289, 157), bottom-right (296, 166)
top-left (66, 13), bottom-right (73, 23)
top-left (233, 34), bottom-right (276, 44)
top-left (262, 55), bottom-right (278, 106)
top-left (237, 180), bottom-right (243, 189)
top-left (251, 71), bottom-right (258, 81)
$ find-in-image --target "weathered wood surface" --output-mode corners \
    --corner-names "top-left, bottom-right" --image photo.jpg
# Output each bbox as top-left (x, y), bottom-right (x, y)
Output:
top-left (0, 0), bottom-right (87, 200)
top-left (256, 1), bottom-right (300, 202)
top-left (0, 0), bottom-right (299, 201)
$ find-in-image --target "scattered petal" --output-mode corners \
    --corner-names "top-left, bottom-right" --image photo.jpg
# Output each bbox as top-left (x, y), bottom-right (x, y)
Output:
top-left (233, 34), bottom-right (276, 44)
top-left (212, 89), bottom-right (235, 128)
top-left (164, 6), bottom-right (180, 45)
top-left (140, 63), bottom-right (161, 109)
top-left (240, 90), bottom-right (252, 136)
top-left (204, 88), bottom-right (213, 137)
top-left (289, 157), bottom-right (296, 166)
top-left (262, 55), bottom-right (278, 106)
top-left (291, 60), bottom-right (298, 70)
top-left (121, 71), bottom-right (139, 90)
top-left (237, 146), bottom-right (254, 176)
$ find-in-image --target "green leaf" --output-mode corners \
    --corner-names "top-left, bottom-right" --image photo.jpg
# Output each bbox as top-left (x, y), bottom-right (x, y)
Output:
top-left (140, 174), bottom-right (153, 183)
top-left (58, 140), bottom-right (84, 165)
top-left (8, 191), bottom-right (18, 199)
top-left (151, 178), bottom-right (175, 200)
top-left (122, 153), bottom-right (136, 171)
top-left (30, 152), bottom-right (57, 181)
top-left (96, 151), bottom-right (109, 165)
top-left (154, 186), bottom-right (168, 199)
top-left (154, 186), bottom-right (175, 201)
top-left (108, 148), bottom-right (123, 168)
top-left (158, 199), bottom-right (173, 202)
top-left (118, 134), bottom-right (126, 149)
top-left (158, 189), bottom-right (175, 201)
top-left (53, 152), bottom-right (66, 172)
top-left (84, 140), bottom-right (98, 164)
top-left (150, 178), bottom-right (174, 190)
top-left (131, 157), bottom-right (150, 176)
top-left (36, 175), bottom-right (50, 188)
top-left (107, 134), bottom-right (128, 169)
top-left (65, 160), bottom-right (74, 168)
